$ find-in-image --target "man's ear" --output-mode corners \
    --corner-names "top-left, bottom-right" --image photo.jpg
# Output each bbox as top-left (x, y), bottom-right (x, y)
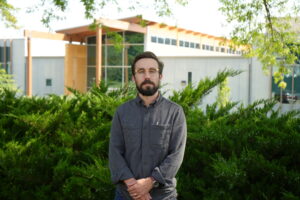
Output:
top-left (132, 75), bottom-right (136, 82)
top-left (159, 74), bottom-right (163, 80)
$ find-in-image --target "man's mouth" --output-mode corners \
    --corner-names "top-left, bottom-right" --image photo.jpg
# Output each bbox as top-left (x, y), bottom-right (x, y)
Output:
top-left (141, 81), bottom-right (154, 87)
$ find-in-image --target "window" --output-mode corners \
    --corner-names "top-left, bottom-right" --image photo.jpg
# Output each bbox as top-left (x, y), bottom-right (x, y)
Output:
top-left (272, 64), bottom-right (300, 104)
top-left (202, 44), bottom-right (206, 50)
top-left (151, 36), bottom-right (157, 43)
top-left (171, 39), bottom-right (177, 46)
top-left (6, 46), bottom-right (10, 62)
top-left (221, 47), bottom-right (225, 53)
top-left (188, 72), bottom-right (192, 84)
top-left (87, 67), bottom-right (96, 88)
top-left (158, 37), bottom-right (164, 44)
top-left (106, 32), bottom-right (123, 44)
top-left (190, 42), bottom-right (195, 48)
top-left (46, 79), bottom-right (52, 86)
top-left (87, 45), bottom-right (96, 66)
top-left (165, 38), bottom-right (171, 45)
top-left (195, 43), bottom-right (200, 49)
top-left (184, 41), bottom-right (189, 48)
top-left (210, 46), bottom-right (214, 51)
top-left (206, 45), bottom-right (210, 50)
top-left (125, 31), bottom-right (144, 43)
top-left (0, 46), bottom-right (4, 63)
top-left (216, 47), bottom-right (220, 52)
top-left (87, 32), bottom-right (144, 89)
top-left (87, 36), bottom-right (96, 44)
top-left (179, 40), bottom-right (184, 47)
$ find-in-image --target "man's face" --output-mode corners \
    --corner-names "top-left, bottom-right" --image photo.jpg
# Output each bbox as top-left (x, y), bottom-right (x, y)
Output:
top-left (132, 58), bottom-right (162, 96)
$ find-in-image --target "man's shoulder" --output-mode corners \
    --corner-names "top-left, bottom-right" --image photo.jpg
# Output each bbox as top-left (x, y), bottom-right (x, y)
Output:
top-left (161, 96), bottom-right (181, 108)
top-left (116, 98), bottom-right (137, 113)
top-left (160, 96), bottom-right (183, 112)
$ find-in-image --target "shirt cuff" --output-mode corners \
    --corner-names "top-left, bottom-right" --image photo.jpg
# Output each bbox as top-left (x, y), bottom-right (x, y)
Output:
top-left (151, 167), bottom-right (166, 185)
top-left (112, 167), bottom-right (134, 184)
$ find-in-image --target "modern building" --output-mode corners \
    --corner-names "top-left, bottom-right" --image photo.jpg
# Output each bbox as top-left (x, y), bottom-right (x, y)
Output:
top-left (2, 16), bottom-right (298, 109)
top-left (0, 38), bottom-right (65, 95)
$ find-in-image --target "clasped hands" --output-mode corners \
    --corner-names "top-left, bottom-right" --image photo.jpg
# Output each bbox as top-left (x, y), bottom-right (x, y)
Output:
top-left (124, 177), bottom-right (153, 200)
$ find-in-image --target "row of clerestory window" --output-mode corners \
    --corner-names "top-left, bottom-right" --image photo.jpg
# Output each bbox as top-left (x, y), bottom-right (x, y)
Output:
top-left (151, 36), bottom-right (242, 55)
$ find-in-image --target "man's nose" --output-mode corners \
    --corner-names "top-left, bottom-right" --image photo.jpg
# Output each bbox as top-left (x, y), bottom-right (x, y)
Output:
top-left (144, 71), bottom-right (151, 79)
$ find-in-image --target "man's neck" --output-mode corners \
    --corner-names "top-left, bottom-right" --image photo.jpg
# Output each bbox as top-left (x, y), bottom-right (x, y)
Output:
top-left (139, 92), bottom-right (159, 107)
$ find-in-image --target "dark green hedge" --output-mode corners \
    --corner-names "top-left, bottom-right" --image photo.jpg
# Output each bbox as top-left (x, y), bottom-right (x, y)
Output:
top-left (0, 70), bottom-right (299, 200)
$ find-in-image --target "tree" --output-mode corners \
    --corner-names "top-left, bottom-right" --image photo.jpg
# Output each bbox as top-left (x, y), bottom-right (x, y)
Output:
top-left (2, 0), bottom-right (300, 88)
top-left (219, 0), bottom-right (300, 89)
top-left (0, 0), bottom-right (18, 28)
top-left (0, 0), bottom-right (188, 29)
top-left (0, 68), bottom-right (17, 92)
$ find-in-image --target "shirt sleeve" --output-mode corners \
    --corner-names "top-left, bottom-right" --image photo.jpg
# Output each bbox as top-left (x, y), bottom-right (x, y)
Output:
top-left (151, 106), bottom-right (187, 185)
top-left (109, 109), bottom-right (134, 184)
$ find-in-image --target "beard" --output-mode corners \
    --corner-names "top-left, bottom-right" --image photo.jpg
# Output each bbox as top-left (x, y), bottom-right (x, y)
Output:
top-left (136, 79), bottom-right (160, 96)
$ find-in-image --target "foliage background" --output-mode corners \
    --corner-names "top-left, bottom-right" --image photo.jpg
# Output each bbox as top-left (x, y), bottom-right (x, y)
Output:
top-left (0, 70), bottom-right (300, 199)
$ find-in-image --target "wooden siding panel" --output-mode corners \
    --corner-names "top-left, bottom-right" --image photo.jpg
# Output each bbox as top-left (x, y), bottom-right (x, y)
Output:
top-left (64, 44), bottom-right (87, 94)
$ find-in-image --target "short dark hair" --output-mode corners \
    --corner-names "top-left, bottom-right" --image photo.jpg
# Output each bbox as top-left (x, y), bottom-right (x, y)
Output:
top-left (131, 51), bottom-right (164, 75)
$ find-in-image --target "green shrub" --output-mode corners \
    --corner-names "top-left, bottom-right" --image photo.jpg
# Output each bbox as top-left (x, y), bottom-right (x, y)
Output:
top-left (0, 68), bottom-right (17, 92)
top-left (0, 71), bottom-right (299, 200)
top-left (0, 83), bottom-right (136, 200)
top-left (177, 99), bottom-right (300, 199)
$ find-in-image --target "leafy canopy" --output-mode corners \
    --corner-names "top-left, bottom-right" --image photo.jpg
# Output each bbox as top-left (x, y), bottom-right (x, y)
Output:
top-left (2, 0), bottom-right (300, 89)
top-left (1, 0), bottom-right (188, 29)
top-left (219, 0), bottom-right (300, 88)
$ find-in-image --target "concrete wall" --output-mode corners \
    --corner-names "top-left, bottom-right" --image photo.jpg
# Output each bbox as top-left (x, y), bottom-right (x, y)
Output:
top-left (7, 39), bottom-right (65, 96)
top-left (25, 38), bottom-right (66, 57)
top-left (11, 39), bottom-right (26, 94)
top-left (32, 57), bottom-right (64, 96)
top-left (160, 56), bottom-right (271, 107)
top-left (249, 58), bottom-right (273, 102)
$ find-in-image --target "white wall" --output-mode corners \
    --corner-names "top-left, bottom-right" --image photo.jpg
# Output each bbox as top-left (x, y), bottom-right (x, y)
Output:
top-left (250, 57), bottom-right (273, 101)
top-left (5, 38), bottom-right (66, 96)
top-left (160, 56), bottom-right (270, 107)
top-left (32, 57), bottom-right (64, 96)
top-left (25, 38), bottom-right (66, 57)
top-left (8, 39), bottom-right (65, 95)
top-left (11, 39), bottom-right (26, 94)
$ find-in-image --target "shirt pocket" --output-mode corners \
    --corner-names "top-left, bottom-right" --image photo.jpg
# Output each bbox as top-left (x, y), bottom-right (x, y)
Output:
top-left (150, 123), bottom-right (171, 148)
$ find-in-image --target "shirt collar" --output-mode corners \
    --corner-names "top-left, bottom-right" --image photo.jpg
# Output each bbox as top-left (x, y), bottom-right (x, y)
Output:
top-left (135, 92), bottom-right (162, 107)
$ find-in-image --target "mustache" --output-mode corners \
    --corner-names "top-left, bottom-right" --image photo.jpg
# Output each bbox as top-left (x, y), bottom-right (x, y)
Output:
top-left (141, 80), bottom-right (155, 87)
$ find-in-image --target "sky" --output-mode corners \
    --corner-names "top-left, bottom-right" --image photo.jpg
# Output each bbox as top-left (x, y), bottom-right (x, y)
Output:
top-left (0, 0), bottom-right (233, 39)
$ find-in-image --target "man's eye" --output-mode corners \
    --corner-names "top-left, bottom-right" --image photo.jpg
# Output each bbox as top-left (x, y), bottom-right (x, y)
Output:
top-left (149, 69), bottom-right (157, 73)
top-left (137, 70), bottom-right (145, 74)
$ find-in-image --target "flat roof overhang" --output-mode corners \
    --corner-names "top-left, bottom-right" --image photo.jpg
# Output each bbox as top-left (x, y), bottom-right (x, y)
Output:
top-left (56, 18), bottom-right (147, 41)
top-left (24, 18), bottom-right (147, 42)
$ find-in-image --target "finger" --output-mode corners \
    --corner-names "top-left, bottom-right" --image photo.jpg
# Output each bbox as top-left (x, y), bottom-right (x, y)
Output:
top-left (132, 193), bottom-right (141, 200)
top-left (137, 195), bottom-right (146, 200)
top-left (130, 193), bottom-right (136, 200)
top-left (129, 191), bottom-right (137, 197)
top-left (127, 182), bottom-right (137, 188)
top-left (144, 194), bottom-right (151, 200)
top-left (127, 186), bottom-right (137, 193)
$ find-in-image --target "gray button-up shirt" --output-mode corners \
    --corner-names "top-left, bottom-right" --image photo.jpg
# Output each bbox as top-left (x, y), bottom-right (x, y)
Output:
top-left (109, 94), bottom-right (187, 200)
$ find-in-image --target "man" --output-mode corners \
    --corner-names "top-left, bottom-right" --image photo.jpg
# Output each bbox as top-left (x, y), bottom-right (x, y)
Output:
top-left (109, 51), bottom-right (187, 200)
